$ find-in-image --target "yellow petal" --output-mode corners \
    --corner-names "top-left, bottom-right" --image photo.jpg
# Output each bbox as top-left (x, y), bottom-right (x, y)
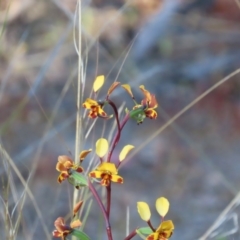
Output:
top-left (156, 197), bottom-right (169, 217)
top-left (96, 162), bottom-right (117, 174)
top-left (121, 84), bottom-right (134, 98)
top-left (156, 220), bottom-right (174, 238)
top-left (139, 85), bottom-right (151, 102)
top-left (54, 217), bottom-right (65, 228)
top-left (111, 174), bottom-right (123, 184)
top-left (58, 155), bottom-right (73, 164)
top-left (56, 162), bottom-right (66, 172)
top-left (137, 202), bottom-right (151, 221)
top-left (57, 172), bottom-right (69, 183)
top-left (93, 75), bottom-right (105, 92)
top-left (95, 138), bottom-right (109, 157)
top-left (148, 94), bottom-right (158, 109)
top-left (119, 145), bottom-right (135, 162)
top-left (82, 98), bottom-right (98, 109)
top-left (79, 149), bottom-right (92, 162)
top-left (107, 82), bottom-right (120, 96)
top-left (98, 107), bottom-right (108, 117)
top-left (70, 219), bottom-right (82, 228)
top-left (89, 170), bottom-right (103, 178)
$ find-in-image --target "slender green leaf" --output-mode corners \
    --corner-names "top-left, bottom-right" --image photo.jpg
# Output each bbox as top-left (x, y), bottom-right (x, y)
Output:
top-left (68, 170), bottom-right (88, 187)
top-left (136, 227), bottom-right (153, 235)
top-left (71, 229), bottom-right (91, 240)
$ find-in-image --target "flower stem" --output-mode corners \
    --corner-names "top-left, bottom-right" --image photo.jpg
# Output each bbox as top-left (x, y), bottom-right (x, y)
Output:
top-left (107, 99), bottom-right (120, 134)
top-left (106, 183), bottom-right (111, 218)
top-left (88, 179), bottom-right (113, 240)
top-left (124, 229), bottom-right (138, 240)
top-left (147, 220), bottom-right (156, 232)
top-left (107, 113), bottom-right (130, 162)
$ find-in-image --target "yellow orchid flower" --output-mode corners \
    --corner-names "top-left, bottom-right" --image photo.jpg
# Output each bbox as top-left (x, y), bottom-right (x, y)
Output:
top-left (137, 197), bottom-right (174, 240)
top-left (89, 162), bottom-right (123, 186)
top-left (56, 150), bottom-right (91, 183)
top-left (52, 217), bottom-right (81, 240)
top-left (146, 220), bottom-right (174, 240)
top-left (82, 98), bottom-right (108, 119)
top-left (122, 84), bottom-right (158, 124)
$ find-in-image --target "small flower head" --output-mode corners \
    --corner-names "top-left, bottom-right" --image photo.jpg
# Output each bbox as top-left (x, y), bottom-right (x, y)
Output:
top-left (56, 150), bottom-right (91, 183)
top-left (83, 75), bottom-right (120, 118)
top-left (82, 98), bottom-right (108, 119)
top-left (139, 85), bottom-right (158, 120)
top-left (137, 197), bottom-right (174, 240)
top-left (89, 162), bottom-right (123, 186)
top-left (139, 85), bottom-right (158, 108)
top-left (52, 217), bottom-right (81, 240)
top-left (146, 220), bottom-right (174, 240)
top-left (122, 84), bottom-right (158, 124)
top-left (56, 156), bottom-right (84, 183)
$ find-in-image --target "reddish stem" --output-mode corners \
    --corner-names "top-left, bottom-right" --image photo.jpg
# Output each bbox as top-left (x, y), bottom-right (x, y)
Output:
top-left (124, 229), bottom-right (138, 240)
top-left (147, 220), bottom-right (156, 232)
top-left (107, 99), bottom-right (121, 163)
top-left (107, 99), bottom-right (121, 135)
top-left (107, 113), bottom-right (130, 162)
top-left (88, 179), bottom-right (113, 240)
top-left (106, 183), bottom-right (111, 218)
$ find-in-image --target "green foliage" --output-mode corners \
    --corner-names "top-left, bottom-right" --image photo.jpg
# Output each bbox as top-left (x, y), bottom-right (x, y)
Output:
top-left (136, 227), bottom-right (153, 239)
top-left (129, 107), bottom-right (146, 124)
top-left (68, 171), bottom-right (88, 188)
top-left (71, 229), bottom-right (91, 240)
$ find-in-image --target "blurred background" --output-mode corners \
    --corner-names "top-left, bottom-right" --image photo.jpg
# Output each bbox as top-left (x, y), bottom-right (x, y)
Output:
top-left (1, 0), bottom-right (240, 239)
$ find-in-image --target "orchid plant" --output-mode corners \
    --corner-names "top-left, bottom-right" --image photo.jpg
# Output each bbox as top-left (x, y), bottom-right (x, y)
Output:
top-left (52, 75), bottom-right (174, 240)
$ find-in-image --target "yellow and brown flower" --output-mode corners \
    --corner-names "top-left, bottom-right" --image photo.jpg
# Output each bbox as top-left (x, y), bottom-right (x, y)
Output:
top-left (146, 220), bottom-right (174, 240)
top-left (52, 217), bottom-right (81, 240)
top-left (82, 98), bottom-right (108, 119)
top-left (89, 162), bottom-right (123, 186)
top-left (121, 84), bottom-right (158, 123)
top-left (137, 197), bottom-right (174, 240)
top-left (139, 85), bottom-right (158, 120)
top-left (56, 150), bottom-right (91, 183)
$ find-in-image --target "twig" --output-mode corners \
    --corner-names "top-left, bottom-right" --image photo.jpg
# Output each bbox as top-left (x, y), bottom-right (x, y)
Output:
top-left (73, 0), bottom-right (83, 213)
top-left (199, 190), bottom-right (240, 239)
